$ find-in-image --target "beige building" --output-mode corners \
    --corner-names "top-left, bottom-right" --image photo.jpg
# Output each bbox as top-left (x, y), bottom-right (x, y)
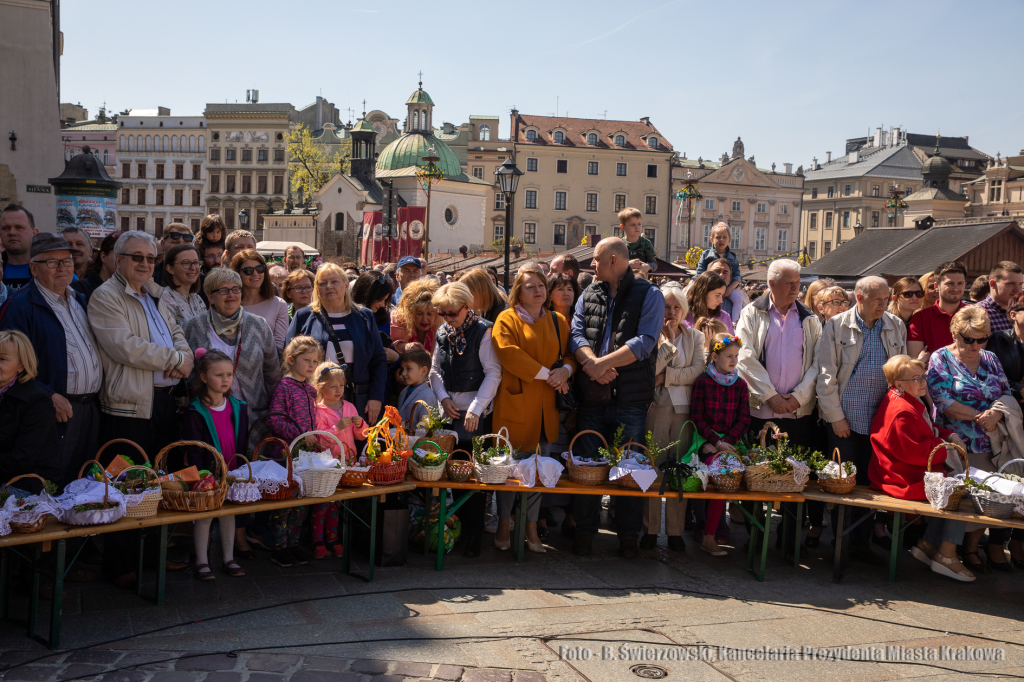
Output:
top-left (670, 137), bottom-right (803, 264)
top-left (510, 112), bottom-right (674, 255)
top-left (464, 115), bottom-right (512, 249)
top-left (204, 103), bottom-right (291, 237)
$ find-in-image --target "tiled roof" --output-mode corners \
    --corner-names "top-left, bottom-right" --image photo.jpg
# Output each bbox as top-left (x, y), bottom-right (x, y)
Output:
top-left (204, 103), bottom-right (293, 114)
top-left (513, 114), bottom-right (672, 152)
top-left (61, 123), bottom-right (118, 132)
top-left (804, 145), bottom-right (922, 182)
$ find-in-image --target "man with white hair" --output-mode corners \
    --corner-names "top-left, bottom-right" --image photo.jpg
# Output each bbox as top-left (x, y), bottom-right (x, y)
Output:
top-left (816, 275), bottom-right (906, 560)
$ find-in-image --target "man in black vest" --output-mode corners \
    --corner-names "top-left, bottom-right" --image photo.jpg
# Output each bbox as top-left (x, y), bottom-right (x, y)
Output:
top-left (569, 238), bottom-right (665, 557)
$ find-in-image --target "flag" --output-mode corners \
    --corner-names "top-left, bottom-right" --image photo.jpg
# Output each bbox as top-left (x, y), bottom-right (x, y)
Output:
top-left (368, 211), bottom-right (384, 265)
top-left (406, 206), bottom-right (426, 258)
top-left (397, 207), bottom-right (410, 258)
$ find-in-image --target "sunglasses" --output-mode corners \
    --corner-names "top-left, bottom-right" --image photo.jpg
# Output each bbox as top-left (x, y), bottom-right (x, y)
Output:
top-left (958, 334), bottom-right (990, 346)
top-left (124, 253), bottom-right (157, 264)
top-left (899, 290), bottom-right (925, 299)
top-left (240, 264), bottom-right (266, 276)
top-left (437, 306), bottom-right (466, 319)
top-left (166, 232), bottom-right (194, 242)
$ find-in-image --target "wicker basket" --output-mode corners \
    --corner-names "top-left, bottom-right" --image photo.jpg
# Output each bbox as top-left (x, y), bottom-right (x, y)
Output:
top-left (564, 429), bottom-right (611, 485)
top-left (446, 449), bottom-right (474, 482)
top-left (971, 458), bottom-right (1024, 519)
top-left (744, 421), bottom-right (810, 493)
top-left (925, 442), bottom-right (969, 512)
top-left (369, 459), bottom-right (408, 485)
top-left (119, 466), bottom-right (162, 518)
top-left (225, 454), bottom-right (261, 504)
top-left (339, 467), bottom-right (370, 487)
top-left (251, 437), bottom-right (300, 501)
top-left (472, 428), bottom-right (515, 485)
top-left (616, 441), bottom-right (655, 490)
top-left (710, 470), bottom-right (744, 492)
top-left (410, 400), bottom-right (458, 454)
top-left (154, 441), bottom-right (229, 512)
top-left (818, 448), bottom-right (857, 495)
top-left (289, 431), bottom-right (346, 497)
top-left (2, 474), bottom-right (52, 533)
top-left (409, 441), bottom-right (448, 482)
top-left (63, 461), bottom-right (123, 526)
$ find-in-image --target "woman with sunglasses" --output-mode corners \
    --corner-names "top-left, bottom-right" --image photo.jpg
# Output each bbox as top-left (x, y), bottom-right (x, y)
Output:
top-left (231, 249), bottom-right (289, 351)
top-left (159, 243), bottom-right (207, 328)
top-left (887, 276), bottom-right (925, 325)
top-left (927, 306), bottom-right (1013, 573)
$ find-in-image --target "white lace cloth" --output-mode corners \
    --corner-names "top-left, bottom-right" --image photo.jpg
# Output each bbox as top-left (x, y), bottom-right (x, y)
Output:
top-left (609, 457), bottom-right (659, 492)
top-left (787, 457), bottom-right (810, 485)
top-left (2, 492), bottom-right (58, 528)
top-left (819, 460), bottom-right (857, 480)
top-left (561, 452), bottom-right (607, 467)
top-left (230, 460), bottom-right (303, 497)
top-left (510, 454), bottom-right (564, 488)
top-left (1015, 498), bottom-right (1024, 517)
top-left (295, 450), bottom-right (343, 471)
top-left (122, 486), bottom-right (161, 508)
top-left (0, 512), bottom-right (10, 536)
top-left (54, 479), bottom-right (127, 521)
top-left (924, 472), bottom-right (966, 511)
top-left (968, 467), bottom-right (1024, 498)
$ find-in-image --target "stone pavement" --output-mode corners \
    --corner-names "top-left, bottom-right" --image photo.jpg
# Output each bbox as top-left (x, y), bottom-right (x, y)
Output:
top-left (1, 503), bottom-right (1023, 681)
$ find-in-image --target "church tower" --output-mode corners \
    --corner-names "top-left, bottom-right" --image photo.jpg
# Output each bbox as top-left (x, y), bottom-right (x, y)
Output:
top-left (349, 115), bottom-right (378, 185)
top-left (405, 80), bottom-right (434, 133)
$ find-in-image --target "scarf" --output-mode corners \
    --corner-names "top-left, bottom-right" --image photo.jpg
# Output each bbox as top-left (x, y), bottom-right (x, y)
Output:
top-left (514, 305), bottom-right (546, 324)
top-left (210, 306), bottom-right (243, 338)
top-left (446, 309), bottom-right (480, 355)
top-left (705, 363), bottom-right (739, 387)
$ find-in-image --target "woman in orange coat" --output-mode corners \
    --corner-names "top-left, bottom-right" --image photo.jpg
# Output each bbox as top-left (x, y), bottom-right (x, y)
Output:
top-left (492, 266), bottom-right (576, 553)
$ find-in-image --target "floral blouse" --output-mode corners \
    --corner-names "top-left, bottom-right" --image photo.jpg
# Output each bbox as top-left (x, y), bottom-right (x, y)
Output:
top-left (927, 347), bottom-right (1010, 453)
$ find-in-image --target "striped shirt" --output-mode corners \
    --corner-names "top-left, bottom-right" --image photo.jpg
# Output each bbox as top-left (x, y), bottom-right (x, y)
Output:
top-left (37, 285), bottom-right (103, 395)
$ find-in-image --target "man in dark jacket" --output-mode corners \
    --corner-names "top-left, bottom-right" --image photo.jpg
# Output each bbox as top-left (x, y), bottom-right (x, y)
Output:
top-left (569, 238), bottom-right (665, 558)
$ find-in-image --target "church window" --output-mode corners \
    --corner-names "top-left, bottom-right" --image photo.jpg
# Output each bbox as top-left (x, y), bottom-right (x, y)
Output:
top-left (444, 206), bottom-right (458, 225)
top-left (554, 131), bottom-right (564, 143)
top-left (526, 129), bottom-right (537, 142)
top-left (587, 133), bottom-right (597, 145)
top-left (412, 111), bottom-right (419, 129)
top-left (479, 124), bottom-right (490, 141)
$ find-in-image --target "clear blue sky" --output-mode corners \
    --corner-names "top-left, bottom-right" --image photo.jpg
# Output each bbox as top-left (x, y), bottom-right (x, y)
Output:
top-left (62, 0), bottom-right (1023, 167)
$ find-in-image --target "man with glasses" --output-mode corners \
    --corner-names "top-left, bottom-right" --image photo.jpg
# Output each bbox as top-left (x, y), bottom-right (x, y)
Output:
top-left (0, 233), bottom-right (103, 486)
top-left (153, 222), bottom-right (194, 287)
top-left (908, 261), bottom-right (968, 361)
top-left (816, 275), bottom-right (907, 562)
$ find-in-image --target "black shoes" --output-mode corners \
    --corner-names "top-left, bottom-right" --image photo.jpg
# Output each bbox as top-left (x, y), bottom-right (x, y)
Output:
top-left (462, 535), bottom-right (482, 558)
top-left (291, 546), bottom-right (312, 564)
top-left (667, 536), bottom-right (686, 553)
top-left (639, 534), bottom-right (658, 550)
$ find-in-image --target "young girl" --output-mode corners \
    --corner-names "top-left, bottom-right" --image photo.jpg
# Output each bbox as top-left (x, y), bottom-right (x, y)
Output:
top-left (695, 317), bottom-right (728, 353)
top-left (308, 362), bottom-right (363, 559)
top-left (266, 336), bottom-right (323, 567)
top-left (690, 333), bottom-right (750, 557)
top-left (195, 214), bottom-right (226, 256)
top-left (183, 349), bottom-right (249, 580)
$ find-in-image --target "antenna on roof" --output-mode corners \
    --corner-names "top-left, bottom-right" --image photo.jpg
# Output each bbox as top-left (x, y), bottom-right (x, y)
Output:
top-left (556, 96), bottom-right (559, 118)
top-left (603, 110), bottom-right (607, 119)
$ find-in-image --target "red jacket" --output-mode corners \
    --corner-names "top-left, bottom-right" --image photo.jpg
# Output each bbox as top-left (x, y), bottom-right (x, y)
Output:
top-left (869, 390), bottom-right (954, 500)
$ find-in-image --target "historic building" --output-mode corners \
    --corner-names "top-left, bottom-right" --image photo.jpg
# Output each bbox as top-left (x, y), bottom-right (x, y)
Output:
top-left (670, 137), bottom-right (803, 264)
top-left (61, 107), bottom-right (118, 177)
top-left (114, 108), bottom-right (206, 235)
top-left (903, 144), bottom-right (969, 224)
top-left (964, 149), bottom-right (1024, 220)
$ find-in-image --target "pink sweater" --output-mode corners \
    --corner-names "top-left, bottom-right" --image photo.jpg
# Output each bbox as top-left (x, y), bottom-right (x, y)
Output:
top-left (314, 401), bottom-right (360, 462)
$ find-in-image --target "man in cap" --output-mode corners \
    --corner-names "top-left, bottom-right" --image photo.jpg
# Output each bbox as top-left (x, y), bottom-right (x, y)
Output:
top-left (392, 255), bottom-right (423, 304)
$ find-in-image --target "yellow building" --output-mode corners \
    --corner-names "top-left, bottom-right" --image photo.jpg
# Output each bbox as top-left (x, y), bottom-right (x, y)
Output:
top-left (965, 150), bottom-right (1024, 220)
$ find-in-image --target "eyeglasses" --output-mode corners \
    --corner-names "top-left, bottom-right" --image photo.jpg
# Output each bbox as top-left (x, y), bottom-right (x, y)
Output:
top-left (31, 257), bottom-right (74, 270)
top-left (437, 306), bottom-right (466, 319)
top-left (240, 264), bottom-right (266, 276)
top-left (899, 375), bottom-right (927, 383)
top-left (124, 253), bottom-right (157, 265)
top-left (165, 232), bottom-right (194, 242)
top-left (958, 333), bottom-right (990, 346)
top-left (291, 285), bottom-right (313, 294)
top-left (900, 290), bottom-right (925, 299)
top-left (824, 298), bottom-right (850, 307)
top-left (175, 260), bottom-right (201, 270)
top-left (213, 286), bottom-right (242, 297)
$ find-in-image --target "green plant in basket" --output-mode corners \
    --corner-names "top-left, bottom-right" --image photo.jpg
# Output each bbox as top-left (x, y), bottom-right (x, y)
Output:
top-left (598, 424), bottom-right (628, 465)
top-left (965, 476), bottom-right (996, 493)
top-left (411, 445), bottom-right (447, 468)
top-left (472, 436), bottom-right (506, 465)
top-left (641, 431), bottom-right (676, 467)
top-left (749, 431), bottom-right (827, 474)
top-left (416, 405), bottom-right (451, 437)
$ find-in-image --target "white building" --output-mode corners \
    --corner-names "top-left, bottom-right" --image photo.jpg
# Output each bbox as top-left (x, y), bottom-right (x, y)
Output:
top-left (115, 109), bottom-right (207, 235)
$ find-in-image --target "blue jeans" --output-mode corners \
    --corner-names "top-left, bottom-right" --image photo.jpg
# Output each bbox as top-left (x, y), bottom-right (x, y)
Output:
top-left (571, 402), bottom-right (649, 541)
top-left (922, 517), bottom-right (967, 546)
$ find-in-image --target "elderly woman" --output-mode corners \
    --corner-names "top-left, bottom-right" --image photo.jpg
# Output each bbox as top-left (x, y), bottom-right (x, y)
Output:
top-left (492, 268), bottom-right (575, 553)
top-left (927, 306), bottom-right (1012, 573)
top-left (888, 276), bottom-right (926, 325)
top-left (640, 284), bottom-right (706, 552)
top-left (391, 277), bottom-right (440, 354)
top-left (429, 282), bottom-right (502, 557)
top-left (871, 355), bottom-right (973, 581)
top-left (280, 269), bottom-right (315, 321)
top-left (232, 249), bottom-right (289, 350)
top-left (684, 272), bottom-right (733, 333)
top-left (815, 285), bottom-right (852, 322)
top-left (803, 278), bottom-right (837, 320)
top-left (0, 331), bottom-right (60, 491)
top-left (461, 268), bottom-right (508, 323)
top-left (159, 243), bottom-right (207, 328)
top-left (287, 262), bottom-right (387, 424)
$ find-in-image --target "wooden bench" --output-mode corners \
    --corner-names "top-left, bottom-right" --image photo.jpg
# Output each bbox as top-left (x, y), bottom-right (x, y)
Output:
top-left (801, 485), bottom-right (1024, 582)
top-left (0, 482), bottom-right (414, 649)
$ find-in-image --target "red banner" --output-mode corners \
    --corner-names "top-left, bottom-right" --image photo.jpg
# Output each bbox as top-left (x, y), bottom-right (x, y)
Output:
top-left (366, 211), bottom-right (384, 266)
top-left (406, 206), bottom-right (425, 259)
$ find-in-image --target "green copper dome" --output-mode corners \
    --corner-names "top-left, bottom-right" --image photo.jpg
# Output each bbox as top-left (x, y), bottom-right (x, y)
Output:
top-left (376, 132), bottom-right (462, 177)
top-left (351, 119), bottom-right (375, 134)
top-left (406, 87), bottom-right (434, 106)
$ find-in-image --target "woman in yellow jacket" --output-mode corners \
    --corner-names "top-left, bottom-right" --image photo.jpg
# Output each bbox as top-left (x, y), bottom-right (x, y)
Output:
top-left (492, 266), bottom-right (576, 553)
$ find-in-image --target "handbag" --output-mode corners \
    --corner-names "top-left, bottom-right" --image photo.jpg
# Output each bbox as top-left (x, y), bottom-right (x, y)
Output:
top-left (550, 310), bottom-right (579, 412)
top-left (319, 311), bottom-right (355, 404)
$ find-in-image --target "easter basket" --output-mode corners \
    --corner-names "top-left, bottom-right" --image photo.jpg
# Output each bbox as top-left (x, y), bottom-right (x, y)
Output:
top-left (411, 400), bottom-right (458, 454)
top-left (251, 437), bottom-right (300, 501)
top-left (817, 448), bottom-right (857, 495)
top-left (743, 422), bottom-right (812, 494)
top-left (154, 441), bottom-right (229, 512)
top-left (408, 441), bottom-right (448, 482)
top-left (970, 458), bottom-right (1024, 519)
top-left (614, 441), bottom-right (655, 491)
top-left (562, 429), bottom-right (611, 486)
top-left (446, 449), bottom-right (475, 482)
top-left (1, 475), bottom-right (58, 534)
top-left (707, 454), bottom-right (745, 492)
top-left (95, 439), bottom-right (161, 517)
top-left (923, 442), bottom-right (969, 512)
top-left (363, 407), bottom-right (413, 485)
top-left (472, 427), bottom-right (515, 485)
top-left (289, 431), bottom-right (347, 498)
top-left (225, 454), bottom-right (262, 504)
top-left (59, 461), bottom-right (125, 526)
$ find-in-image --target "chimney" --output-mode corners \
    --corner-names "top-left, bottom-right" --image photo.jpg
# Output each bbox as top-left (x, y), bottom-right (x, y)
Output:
top-left (812, 156), bottom-right (817, 169)
top-left (849, 150), bottom-right (859, 163)
top-left (640, 117), bottom-right (651, 126)
top-left (893, 127), bottom-right (901, 144)
top-left (825, 151), bottom-right (832, 163)
top-left (874, 127), bottom-right (882, 147)
top-left (784, 163), bottom-right (792, 174)
top-left (158, 106), bottom-right (170, 116)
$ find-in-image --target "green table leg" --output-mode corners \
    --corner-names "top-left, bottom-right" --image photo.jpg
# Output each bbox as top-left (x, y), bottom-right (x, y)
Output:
top-left (793, 501), bottom-right (803, 568)
top-left (26, 549), bottom-right (39, 640)
top-left (756, 502), bottom-right (770, 582)
top-left (157, 525), bottom-right (168, 605)
top-left (889, 511), bottom-right (904, 582)
top-left (436, 490), bottom-right (447, 572)
top-left (368, 495), bottom-right (378, 582)
top-left (0, 549), bottom-right (9, 620)
top-left (744, 503), bottom-right (759, 572)
top-left (514, 491), bottom-right (527, 563)
top-left (48, 540), bottom-right (65, 649)
top-left (422, 489), bottom-right (432, 556)
top-left (137, 533), bottom-right (145, 597)
top-left (340, 500), bottom-right (352, 574)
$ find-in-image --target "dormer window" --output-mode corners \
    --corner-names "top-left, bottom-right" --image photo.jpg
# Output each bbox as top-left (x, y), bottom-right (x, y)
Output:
top-left (587, 133), bottom-right (597, 145)
top-left (479, 124), bottom-right (490, 141)
top-left (554, 131), bottom-right (564, 144)
top-left (649, 137), bottom-right (659, 149)
top-left (615, 135), bottom-right (625, 147)
top-left (526, 129), bottom-right (537, 142)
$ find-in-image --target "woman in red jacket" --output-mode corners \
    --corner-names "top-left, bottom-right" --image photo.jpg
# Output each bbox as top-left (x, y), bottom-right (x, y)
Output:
top-left (869, 355), bottom-right (974, 582)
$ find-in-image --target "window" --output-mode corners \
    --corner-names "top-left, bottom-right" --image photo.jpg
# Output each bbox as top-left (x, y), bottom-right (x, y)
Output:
top-left (645, 196), bottom-right (657, 215)
top-left (585, 225), bottom-right (598, 238)
top-left (905, 186), bottom-right (914, 196)
top-left (809, 241), bottom-right (817, 259)
top-left (648, 137), bottom-right (659, 150)
top-left (647, 164), bottom-right (658, 178)
top-left (811, 187), bottom-right (817, 199)
top-left (825, 211), bottom-right (833, 228)
top-left (823, 241), bottom-right (832, 255)
top-left (586, 193), bottom-right (598, 212)
top-left (257, 149), bottom-right (268, 162)
top-left (175, 164), bottom-right (184, 180)
top-left (756, 202), bottom-right (767, 213)
top-left (120, 216), bottom-right (129, 232)
top-left (842, 211), bottom-right (850, 227)
top-left (588, 161), bottom-right (598, 175)
top-left (779, 204), bottom-right (788, 215)
top-left (121, 188), bottom-right (130, 204)
top-left (587, 133), bottom-right (597, 145)
top-left (156, 163), bottom-right (165, 179)
top-left (553, 131), bottom-right (564, 143)
top-left (871, 211), bottom-right (879, 227)
top-left (241, 175), bottom-right (251, 193)
top-left (526, 129), bottom-right (537, 142)
top-left (137, 163), bottom-right (146, 179)
top-left (274, 149), bottom-right (285, 162)
top-left (472, 167), bottom-right (483, 179)
top-left (644, 228), bottom-right (656, 242)
top-left (615, 135), bottom-right (625, 147)
top-left (192, 164), bottom-right (201, 180)
top-left (553, 224), bottom-right (566, 245)
top-left (121, 162), bottom-right (130, 178)
top-left (776, 229), bottom-right (788, 252)
top-left (730, 225), bottom-right (741, 246)
top-left (614, 194), bottom-right (627, 212)
top-left (704, 198), bottom-right (715, 210)
top-left (210, 149), bottom-right (220, 162)
top-left (613, 227), bottom-right (624, 238)
top-left (616, 162), bottom-right (627, 176)
top-left (731, 200), bottom-right (742, 212)
top-left (479, 124), bottom-right (490, 141)
top-left (225, 213), bottom-right (234, 230)
top-left (494, 193), bottom-right (505, 210)
top-left (493, 224), bottom-right (504, 241)
top-left (209, 174), bottom-right (220, 193)
top-left (524, 222), bottom-right (536, 244)
top-left (273, 175), bottom-right (283, 194)
top-left (844, 184), bottom-right (851, 196)
top-left (226, 175), bottom-right (236, 193)
top-left (192, 189), bottom-right (201, 206)
top-left (241, 149), bottom-right (252, 162)
top-left (809, 213), bottom-right (817, 230)
top-left (155, 218), bottom-right (164, 234)
top-left (555, 192), bottom-right (567, 210)
top-left (155, 189), bottom-right (165, 206)
top-left (226, 148), bottom-right (236, 161)
top-left (754, 227), bottom-right (766, 251)
top-left (191, 218), bottom-right (200, 231)
top-left (525, 190), bottom-right (537, 209)
top-left (136, 217), bottom-right (145, 232)
top-left (702, 223), bottom-right (712, 248)
top-left (872, 185), bottom-right (880, 197)
top-left (137, 189), bottom-right (146, 205)
top-left (174, 189), bottom-right (183, 206)
top-left (526, 158), bottom-right (538, 172)
top-left (827, 186), bottom-right (834, 198)
top-left (257, 176), bottom-right (267, 194)
top-left (556, 159), bottom-right (567, 173)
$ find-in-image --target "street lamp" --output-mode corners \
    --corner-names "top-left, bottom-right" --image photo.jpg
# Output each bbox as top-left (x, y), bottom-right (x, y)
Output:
top-left (494, 157), bottom-right (523, 289)
top-left (238, 208), bottom-right (249, 232)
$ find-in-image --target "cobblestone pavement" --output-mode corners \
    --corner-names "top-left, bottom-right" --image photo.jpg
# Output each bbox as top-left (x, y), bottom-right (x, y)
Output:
top-left (1, 505), bottom-right (1023, 682)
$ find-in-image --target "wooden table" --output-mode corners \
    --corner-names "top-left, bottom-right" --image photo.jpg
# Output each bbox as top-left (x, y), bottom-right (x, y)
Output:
top-left (802, 485), bottom-right (1024, 583)
top-left (0, 482), bottom-right (413, 649)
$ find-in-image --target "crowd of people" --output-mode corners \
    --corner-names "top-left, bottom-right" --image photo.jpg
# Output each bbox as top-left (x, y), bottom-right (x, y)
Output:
top-left (0, 201), bottom-right (1021, 588)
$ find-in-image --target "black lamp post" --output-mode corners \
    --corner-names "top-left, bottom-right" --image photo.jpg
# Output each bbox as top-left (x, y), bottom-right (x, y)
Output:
top-left (494, 157), bottom-right (523, 289)
top-left (238, 208), bottom-right (249, 233)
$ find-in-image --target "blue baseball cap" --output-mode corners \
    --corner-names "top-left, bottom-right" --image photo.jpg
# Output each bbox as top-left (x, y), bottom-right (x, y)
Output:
top-left (397, 256), bottom-right (421, 269)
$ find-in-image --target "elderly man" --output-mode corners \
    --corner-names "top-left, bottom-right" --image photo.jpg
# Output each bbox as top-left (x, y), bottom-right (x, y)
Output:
top-left (736, 259), bottom-right (822, 547)
top-left (392, 255), bottom-right (423, 304)
top-left (0, 233), bottom-right (103, 485)
top-left (817, 275), bottom-right (907, 560)
top-left (976, 261), bottom-right (1023, 332)
top-left (0, 204), bottom-right (39, 291)
top-left (60, 226), bottom-right (94, 283)
top-left (284, 245), bottom-right (305, 271)
top-left (550, 253), bottom-right (581, 281)
top-left (908, 261), bottom-right (967, 360)
top-left (570, 237), bottom-right (665, 557)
